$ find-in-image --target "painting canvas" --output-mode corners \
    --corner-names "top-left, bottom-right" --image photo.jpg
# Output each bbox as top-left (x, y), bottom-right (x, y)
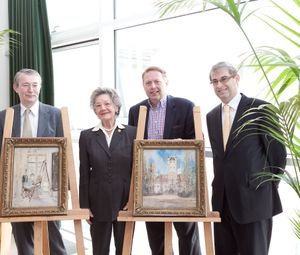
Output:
top-left (133, 140), bottom-right (206, 216)
top-left (0, 137), bottom-right (68, 216)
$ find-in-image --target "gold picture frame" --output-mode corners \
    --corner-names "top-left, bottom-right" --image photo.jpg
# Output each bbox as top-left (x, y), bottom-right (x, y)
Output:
top-left (133, 139), bottom-right (206, 217)
top-left (0, 137), bottom-right (68, 216)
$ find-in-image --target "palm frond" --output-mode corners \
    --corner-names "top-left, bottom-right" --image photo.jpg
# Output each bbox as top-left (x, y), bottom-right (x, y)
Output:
top-left (255, 170), bottom-right (300, 198)
top-left (271, 0), bottom-right (300, 26)
top-left (290, 210), bottom-right (300, 239)
top-left (258, 15), bottom-right (300, 48)
top-left (257, 0), bottom-right (300, 48)
top-left (240, 46), bottom-right (300, 99)
top-left (292, 0), bottom-right (300, 8)
top-left (236, 105), bottom-right (298, 162)
top-left (0, 29), bottom-right (21, 55)
top-left (154, 0), bottom-right (199, 17)
top-left (207, 0), bottom-right (248, 26)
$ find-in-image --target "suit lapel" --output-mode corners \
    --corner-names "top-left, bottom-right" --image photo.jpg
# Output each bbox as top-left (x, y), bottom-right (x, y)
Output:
top-left (226, 95), bottom-right (250, 150)
top-left (110, 127), bottom-right (123, 152)
top-left (212, 104), bottom-right (225, 153)
top-left (144, 103), bottom-right (150, 139)
top-left (94, 130), bottom-right (111, 156)
top-left (163, 96), bottom-right (175, 138)
top-left (12, 105), bottom-right (21, 137)
top-left (37, 103), bottom-right (49, 137)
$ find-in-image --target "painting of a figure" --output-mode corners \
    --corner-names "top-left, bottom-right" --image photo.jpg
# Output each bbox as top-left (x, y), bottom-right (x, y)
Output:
top-left (0, 138), bottom-right (68, 216)
top-left (13, 148), bottom-right (59, 207)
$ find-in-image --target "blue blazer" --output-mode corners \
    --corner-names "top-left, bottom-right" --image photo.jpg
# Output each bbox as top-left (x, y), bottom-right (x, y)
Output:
top-left (128, 95), bottom-right (195, 139)
top-left (206, 94), bottom-right (287, 224)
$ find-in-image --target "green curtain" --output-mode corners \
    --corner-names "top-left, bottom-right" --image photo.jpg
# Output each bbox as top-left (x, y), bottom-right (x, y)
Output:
top-left (9, 0), bottom-right (54, 106)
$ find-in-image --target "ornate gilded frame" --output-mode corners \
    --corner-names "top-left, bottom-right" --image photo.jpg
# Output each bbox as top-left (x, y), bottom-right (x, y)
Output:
top-left (133, 139), bottom-right (206, 217)
top-left (0, 137), bottom-right (68, 216)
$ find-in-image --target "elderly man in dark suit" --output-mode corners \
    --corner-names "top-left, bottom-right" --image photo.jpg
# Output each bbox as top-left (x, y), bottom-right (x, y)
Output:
top-left (128, 66), bottom-right (201, 255)
top-left (206, 61), bottom-right (287, 255)
top-left (0, 68), bottom-right (67, 255)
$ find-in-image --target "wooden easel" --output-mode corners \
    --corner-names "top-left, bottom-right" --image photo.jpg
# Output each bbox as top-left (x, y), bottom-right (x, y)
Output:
top-left (118, 106), bottom-right (221, 255)
top-left (0, 107), bottom-right (89, 255)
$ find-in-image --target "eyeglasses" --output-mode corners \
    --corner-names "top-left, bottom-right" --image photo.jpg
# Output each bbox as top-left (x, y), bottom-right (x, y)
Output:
top-left (20, 83), bottom-right (40, 89)
top-left (210, 75), bottom-right (234, 86)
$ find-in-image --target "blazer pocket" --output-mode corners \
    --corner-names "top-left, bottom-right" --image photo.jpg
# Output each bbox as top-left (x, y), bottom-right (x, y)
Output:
top-left (248, 174), bottom-right (268, 190)
top-left (171, 124), bottom-right (184, 138)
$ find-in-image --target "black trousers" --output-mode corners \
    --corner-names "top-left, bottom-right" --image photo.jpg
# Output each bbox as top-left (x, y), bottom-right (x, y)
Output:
top-left (90, 220), bottom-right (125, 255)
top-left (214, 199), bottom-right (272, 255)
top-left (146, 221), bottom-right (201, 255)
top-left (12, 221), bottom-right (67, 255)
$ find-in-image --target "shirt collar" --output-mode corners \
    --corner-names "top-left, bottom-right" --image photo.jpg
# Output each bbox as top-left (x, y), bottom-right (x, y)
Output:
top-left (21, 101), bottom-right (39, 116)
top-left (223, 93), bottom-right (241, 111)
top-left (147, 96), bottom-right (167, 109)
top-left (92, 120), bottom-right (125, 132)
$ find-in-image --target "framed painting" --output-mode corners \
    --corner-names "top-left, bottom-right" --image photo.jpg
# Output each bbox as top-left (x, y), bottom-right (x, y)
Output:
top-left (133, 139), bottom-right (207, 217)
top-left (0, 137), bottom-right (68, 216)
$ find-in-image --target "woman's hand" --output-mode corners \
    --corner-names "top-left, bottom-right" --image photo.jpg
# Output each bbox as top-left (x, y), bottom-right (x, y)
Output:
top-left (87, 209), bottom-right (94, 225)
top-left (122, 203), bottom-right (128, 211)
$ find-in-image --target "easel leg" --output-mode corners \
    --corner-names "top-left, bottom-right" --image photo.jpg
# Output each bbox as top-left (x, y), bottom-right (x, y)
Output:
top-left (0, 223), bottom-right (12, 255)
top-left (164, 222), bottom-right (172, 255)
top-left (204, 222), bottom-right (214, 255)
top-left (122, 222), bottom-right (135, 255)
top-left (34, 221), bottom-right (43, 255)
top-left (42, 221), bottom-right (50, 255)
top-left (73, 219), bottom-right (86, 255)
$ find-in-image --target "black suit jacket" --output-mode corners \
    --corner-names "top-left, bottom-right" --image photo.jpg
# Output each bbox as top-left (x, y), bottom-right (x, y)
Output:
top-left (206, 94), bottom-right (286, 224)
top-left (79, 125), bottom-right (136, 221)
top-left (128, 95), bottom-right (195, 139)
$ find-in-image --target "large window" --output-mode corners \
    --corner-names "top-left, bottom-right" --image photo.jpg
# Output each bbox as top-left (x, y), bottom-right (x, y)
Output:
top-left (53, 43), bottom-right (100, 133)
top-left (47, 0), bottom-right (99, 33)
top-left (115, 0), bottom-right (156, 18)
top-left (47, 0), bottom-right (100, 132)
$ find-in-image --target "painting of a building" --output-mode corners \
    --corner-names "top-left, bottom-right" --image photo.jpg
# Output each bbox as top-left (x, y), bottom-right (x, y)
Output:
top-left (143, 150), bottom-right (196, 198)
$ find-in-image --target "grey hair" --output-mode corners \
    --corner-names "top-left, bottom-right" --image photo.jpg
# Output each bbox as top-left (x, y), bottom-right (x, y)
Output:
top-left (209, 62), bottom-right (238, 81)
top-left (14, 69), bottom-right (42, 86)
top-left (142, 66), bottom-right (168, 81)
top-left (90, 87), bottom-right (122, 116)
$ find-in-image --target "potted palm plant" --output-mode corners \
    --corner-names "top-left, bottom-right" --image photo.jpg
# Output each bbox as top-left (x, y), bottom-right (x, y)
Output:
top-left (0, 28), bottom-right (20, 52)
top-left (155, 0), bottom-right (300, 237)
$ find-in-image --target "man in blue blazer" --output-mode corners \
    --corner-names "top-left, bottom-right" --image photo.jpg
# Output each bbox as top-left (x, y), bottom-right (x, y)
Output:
top-left (206, 62), bottom-right (287, 255)
top-left (0, 69), bottom-right (67, 255)
top-left (128, 66), bottom-right (201, 255)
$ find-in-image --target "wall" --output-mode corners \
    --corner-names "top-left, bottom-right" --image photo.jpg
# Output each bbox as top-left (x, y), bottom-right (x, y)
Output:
top-left (0, 0), bottom-right (10, 110)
